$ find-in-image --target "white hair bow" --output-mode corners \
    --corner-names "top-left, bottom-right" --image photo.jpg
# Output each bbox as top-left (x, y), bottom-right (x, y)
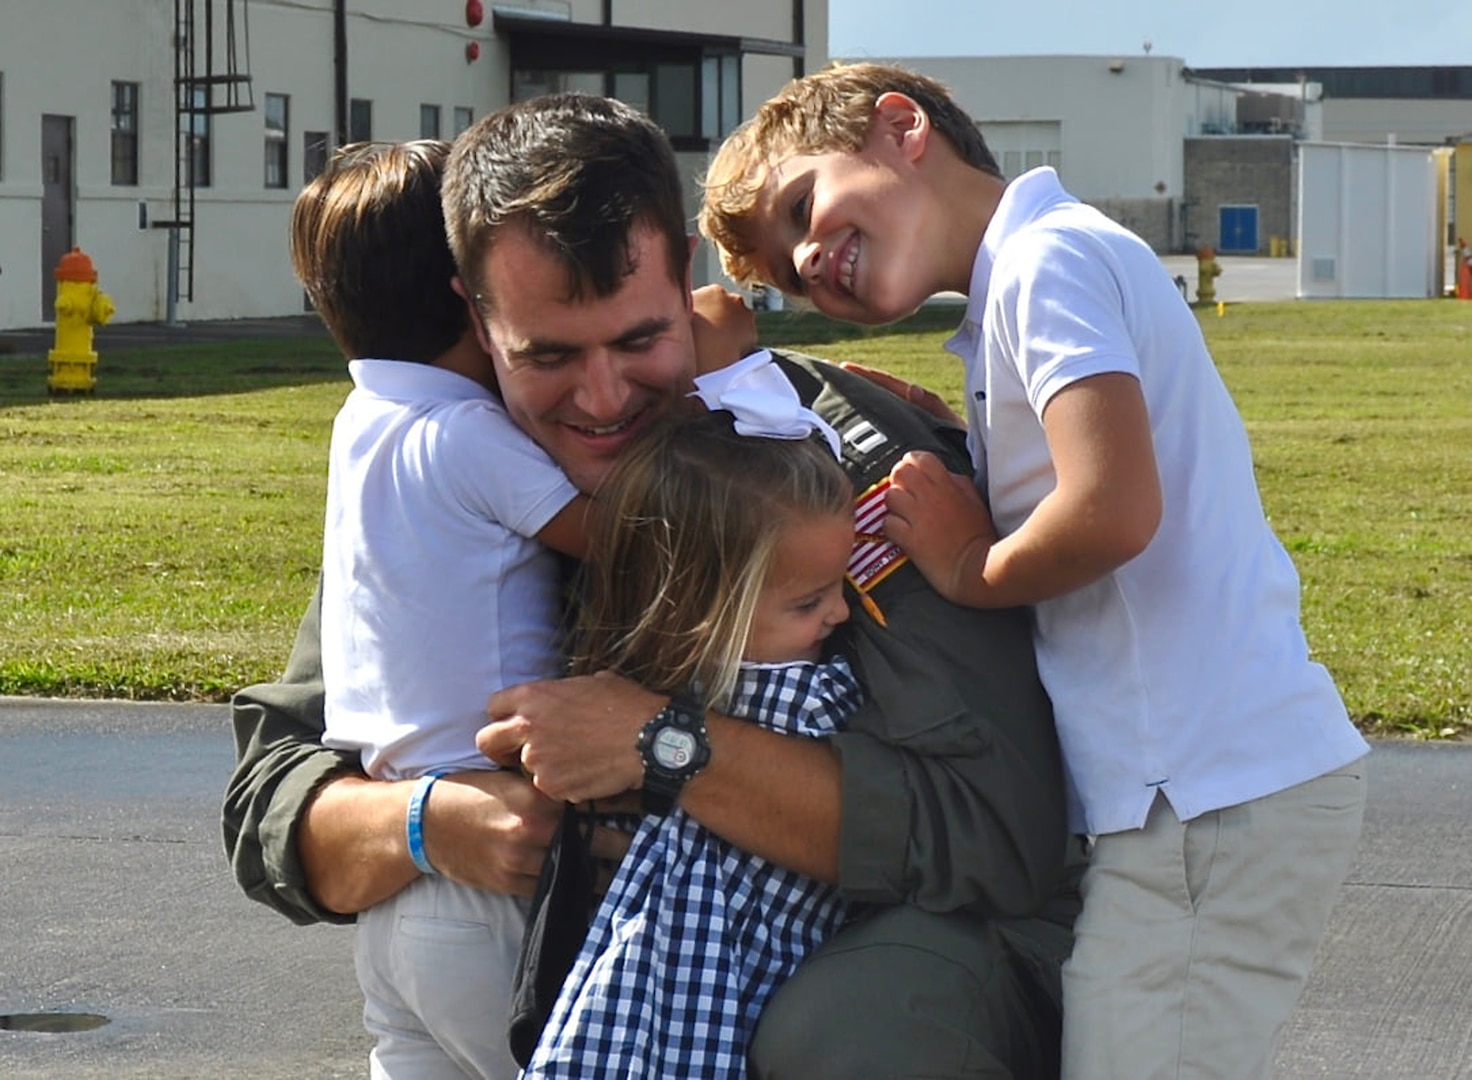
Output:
top-left (689, 350), bottom-right (842, 458)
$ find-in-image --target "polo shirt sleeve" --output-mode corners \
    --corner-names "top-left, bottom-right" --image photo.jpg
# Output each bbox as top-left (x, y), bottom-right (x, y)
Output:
top-left (434, 400), bottom-right (580, 540)
top-left (996, 226), bottom-right (1142, 416)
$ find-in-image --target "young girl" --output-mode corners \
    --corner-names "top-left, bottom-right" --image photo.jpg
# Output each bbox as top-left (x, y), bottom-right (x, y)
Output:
top-left (523, 352), bottom-right (863, 1079)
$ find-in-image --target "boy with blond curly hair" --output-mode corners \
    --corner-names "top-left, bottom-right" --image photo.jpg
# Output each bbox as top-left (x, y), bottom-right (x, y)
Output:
top-left (702, 61), bottom-right (1370, 1080)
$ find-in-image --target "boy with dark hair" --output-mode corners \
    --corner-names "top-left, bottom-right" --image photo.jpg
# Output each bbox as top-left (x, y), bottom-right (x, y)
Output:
top-left (701, 60), bottom-right (1370, 1080)
top-left (293, 139), bottom-right (588, 1078)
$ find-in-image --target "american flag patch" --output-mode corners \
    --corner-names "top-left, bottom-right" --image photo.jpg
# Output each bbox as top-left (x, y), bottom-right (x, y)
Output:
top-left (848, 478), bottom-right (907, 590)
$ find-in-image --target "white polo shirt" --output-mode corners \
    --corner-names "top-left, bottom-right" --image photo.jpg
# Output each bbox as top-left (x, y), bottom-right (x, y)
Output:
top-left (321, 360), bottom-right (578, 781)
top-left (951, 168), bottom-right (1368, 836)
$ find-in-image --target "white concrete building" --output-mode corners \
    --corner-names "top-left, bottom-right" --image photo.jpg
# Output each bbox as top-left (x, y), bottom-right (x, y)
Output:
top-left (0, 0), bottom-right (825, 331)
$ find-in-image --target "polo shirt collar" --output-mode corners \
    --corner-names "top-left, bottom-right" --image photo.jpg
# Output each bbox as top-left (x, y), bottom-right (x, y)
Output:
top-left (348, 358), bottom-right (493, 402)
top-left (961, 166), bottom-right (1073, 328)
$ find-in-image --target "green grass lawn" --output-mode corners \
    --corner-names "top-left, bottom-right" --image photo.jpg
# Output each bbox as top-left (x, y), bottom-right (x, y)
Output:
top-left (2, 299), bottom-right (1468, 738)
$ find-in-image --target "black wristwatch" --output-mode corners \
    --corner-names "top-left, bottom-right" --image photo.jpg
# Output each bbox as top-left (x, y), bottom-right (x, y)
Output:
top-left (635, 694), bottom-right (710, 816)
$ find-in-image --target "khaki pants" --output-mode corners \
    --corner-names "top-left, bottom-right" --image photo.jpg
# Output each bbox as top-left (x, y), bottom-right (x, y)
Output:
top-left (355, 874), bottom-right (530, 1080)
top-left (1062, 761), bottom-right (1368, 1080)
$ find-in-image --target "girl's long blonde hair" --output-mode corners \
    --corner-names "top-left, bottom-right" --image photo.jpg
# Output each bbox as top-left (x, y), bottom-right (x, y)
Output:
top-left (570, 406), bottom-right (851, 710)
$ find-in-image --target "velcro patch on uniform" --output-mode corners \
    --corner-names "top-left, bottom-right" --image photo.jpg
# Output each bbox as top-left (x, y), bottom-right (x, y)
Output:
top-left (848, 478), bottom-right (907, 590)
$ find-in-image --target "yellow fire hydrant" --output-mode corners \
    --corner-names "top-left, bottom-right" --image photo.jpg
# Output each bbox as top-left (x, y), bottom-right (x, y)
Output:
top-left (1195, 244), bottom-right (1222, 306)
top-left (48, 246), bottom-right (116, 395)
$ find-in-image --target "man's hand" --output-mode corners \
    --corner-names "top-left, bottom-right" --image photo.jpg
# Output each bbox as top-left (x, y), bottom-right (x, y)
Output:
top-left (692, 284), bottom-right (759, 374)
top-left (479, 671), bottom-right (663, 804)
top-left (300, 768), bottom-right (563, 911)
top-left (884, 450), bottom-right (998, 608)
top-left (840, 362), bottom-right (964, 427)
top-left (421, 769), bottom-right (562, 896)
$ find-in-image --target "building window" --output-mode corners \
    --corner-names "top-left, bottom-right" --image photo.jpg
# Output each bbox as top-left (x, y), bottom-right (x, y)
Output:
top-left (264, 92), bottom-right (289, 188)
top-left (187, 85), bottom-right (212, 188)
top-left (513, 54), bottom-right (738, 144)
top-left (304, 131), bottom-right (329, 182)
top-left (420, 104), bottom-right (441, 139)
top-left (652, 62), bottom-right (697, 138)
top-left (349, 98), bottom-right (372, 142)
top-left (453, 106), bottom-right (473, 135)
top-left (111, 81), bottom-right (139, 186)
top-left (702, 54), bottom-right (741, 139)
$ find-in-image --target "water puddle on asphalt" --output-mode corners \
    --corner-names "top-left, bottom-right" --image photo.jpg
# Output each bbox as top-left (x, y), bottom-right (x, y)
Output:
top-left (0, 1012), bottom-right (110, 1033)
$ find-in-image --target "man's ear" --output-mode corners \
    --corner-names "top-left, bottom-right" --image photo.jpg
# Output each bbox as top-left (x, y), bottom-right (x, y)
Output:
top-left (871, 91), bottom-right (931, 163)
top-left (451, 274), bottom-right (494, 355)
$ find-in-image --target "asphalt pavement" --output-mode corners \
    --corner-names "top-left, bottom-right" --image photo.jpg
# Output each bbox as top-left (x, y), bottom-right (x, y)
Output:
top-left (2, 696), bottom-right (1469, 1078)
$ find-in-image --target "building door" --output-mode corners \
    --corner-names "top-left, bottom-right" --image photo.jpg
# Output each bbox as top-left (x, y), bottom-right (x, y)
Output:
top-left (1218, 204), bottom-right (1259, 254)
top-left (41, 114), bottom-right (76, 320)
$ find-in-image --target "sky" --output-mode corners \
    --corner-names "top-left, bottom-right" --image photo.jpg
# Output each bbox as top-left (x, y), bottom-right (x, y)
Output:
top-left (829, 1), bottom-right (1472, 69)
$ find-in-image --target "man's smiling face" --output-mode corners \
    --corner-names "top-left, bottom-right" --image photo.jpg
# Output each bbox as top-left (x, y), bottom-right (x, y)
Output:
top-left (469, 222), bottom-right (697, 494)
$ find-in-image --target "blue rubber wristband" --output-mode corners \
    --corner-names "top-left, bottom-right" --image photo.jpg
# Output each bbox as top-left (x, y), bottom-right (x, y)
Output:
top-left (406, 773), bottom-right (443, 875)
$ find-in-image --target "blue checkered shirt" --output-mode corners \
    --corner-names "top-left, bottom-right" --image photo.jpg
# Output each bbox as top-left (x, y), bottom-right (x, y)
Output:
top-left (522, 656), bottom-right (864, 1079)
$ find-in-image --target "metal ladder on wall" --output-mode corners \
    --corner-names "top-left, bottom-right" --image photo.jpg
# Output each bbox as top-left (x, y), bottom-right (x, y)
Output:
top-left (163, 0), bottom-right (255, 320)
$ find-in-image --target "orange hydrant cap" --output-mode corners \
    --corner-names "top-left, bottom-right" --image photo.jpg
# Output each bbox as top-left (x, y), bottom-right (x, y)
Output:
top-left (55, 247), bottom-right (99, 283)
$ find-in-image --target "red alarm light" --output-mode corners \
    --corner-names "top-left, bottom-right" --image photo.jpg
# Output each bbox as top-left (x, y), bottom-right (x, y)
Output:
top-left (466, 0), bottom-right (484, 27)
top-left (465, 40), bottom-right (480, 62)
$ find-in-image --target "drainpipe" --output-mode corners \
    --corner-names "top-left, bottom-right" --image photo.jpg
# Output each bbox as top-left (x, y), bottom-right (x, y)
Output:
top-left (334, 0), bottom-right (348, 147)
top-left (793, 0), bottom-right (805, 77)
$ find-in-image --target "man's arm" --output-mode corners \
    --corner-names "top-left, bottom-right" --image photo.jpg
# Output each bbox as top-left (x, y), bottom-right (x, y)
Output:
top-left (480, 674), bottom-right (843, 882)
top-left (224, 579), bottom-right (359, 924)
top-left (223, 580), bottom-right (574, 922)
top-left (476, 595), bottom-right (1063, 918)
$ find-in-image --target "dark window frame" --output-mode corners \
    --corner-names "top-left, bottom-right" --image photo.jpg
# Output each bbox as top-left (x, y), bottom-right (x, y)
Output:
top-left (349, 98), bottom-right (373, 143)
top-left (111, 80), bottom-right (140, 186)
top-left (304, 130), bottom-right (329, 182)
top-left (187, 85), bottom-right (212, 188)
top-left (264, 92), bottom-right (289, 189)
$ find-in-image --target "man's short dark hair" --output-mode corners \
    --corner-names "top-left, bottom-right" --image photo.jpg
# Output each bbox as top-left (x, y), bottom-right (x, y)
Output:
top-left (443, 94), bottom-right (690, 310)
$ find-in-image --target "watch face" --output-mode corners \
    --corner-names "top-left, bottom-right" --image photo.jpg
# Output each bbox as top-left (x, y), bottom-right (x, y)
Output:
top-left (651, 725), bottom-right (698, 771)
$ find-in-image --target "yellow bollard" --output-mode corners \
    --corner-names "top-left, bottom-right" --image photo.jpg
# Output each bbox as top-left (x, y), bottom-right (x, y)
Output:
top-left (1217, 300), bottom-right (1226, 317)
top-left (47, 247), bottom-right (116, 396)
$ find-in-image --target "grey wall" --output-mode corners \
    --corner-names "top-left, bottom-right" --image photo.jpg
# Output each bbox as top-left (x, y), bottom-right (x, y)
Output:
top-left (1183, 136), bottom-right (1295, 254)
